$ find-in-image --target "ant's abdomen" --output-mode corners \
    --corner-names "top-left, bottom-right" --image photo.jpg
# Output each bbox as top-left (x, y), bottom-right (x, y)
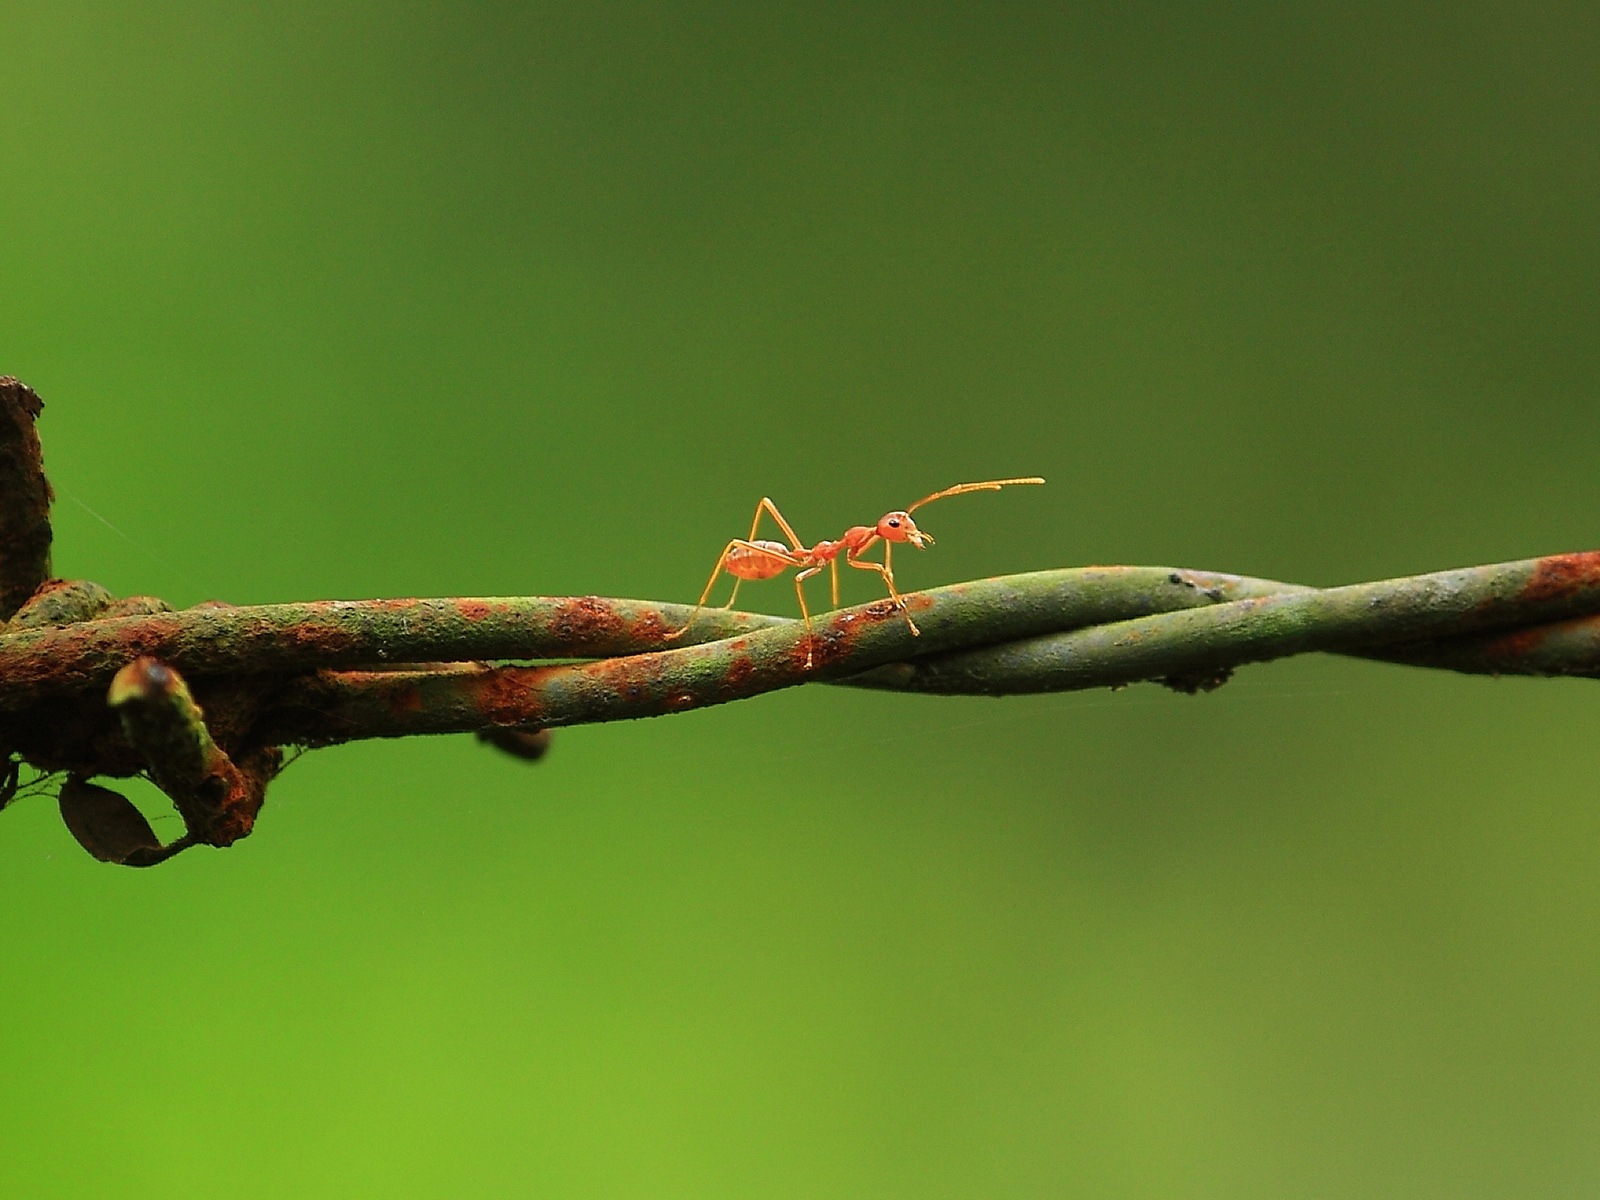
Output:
top-left (725, 540), bottom-right (792, 580)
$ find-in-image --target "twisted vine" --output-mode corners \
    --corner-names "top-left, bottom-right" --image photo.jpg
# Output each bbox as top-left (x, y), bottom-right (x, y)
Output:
top-left (3, 378), bottom-right (1595, 866)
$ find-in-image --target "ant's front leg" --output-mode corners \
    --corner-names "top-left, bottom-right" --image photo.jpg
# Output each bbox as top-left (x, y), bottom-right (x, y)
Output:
top-left (845, 545), bottom-right (919, 636)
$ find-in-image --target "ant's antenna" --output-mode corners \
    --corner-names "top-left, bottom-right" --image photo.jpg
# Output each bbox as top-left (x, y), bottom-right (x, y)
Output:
top-left (906, 477), bottom-right (1044, 513)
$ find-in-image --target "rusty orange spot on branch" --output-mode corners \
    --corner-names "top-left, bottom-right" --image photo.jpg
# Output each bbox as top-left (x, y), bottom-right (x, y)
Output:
top-left (1474, 626), bottom-right (1551, 660)
top-left (552, 596), bottom-right (626, 645)
top-left (1520, 552), bottom-right (1600, 604)
top-left (469, 666), bottom-right (549, 726)
top-left (723, 655), bottom-right (755, 690)
top-left (582, 651), bottom-right (660, 703)
top-left (287, 623), bottom-right (361, 655)
top-left (626, 608), bottom-right (676, 644)
top-left (24, 579), bottom-right (72, 602)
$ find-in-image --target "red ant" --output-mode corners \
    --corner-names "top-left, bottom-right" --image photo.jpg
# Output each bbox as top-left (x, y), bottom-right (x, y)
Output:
top-left (666, 477), bottom-right (1044, 666)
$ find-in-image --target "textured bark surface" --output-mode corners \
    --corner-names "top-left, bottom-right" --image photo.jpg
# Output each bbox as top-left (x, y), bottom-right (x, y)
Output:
top-left (0, 379), bottom-right (54, 621)
top-left (5, 376), bottom-right (1600, 866)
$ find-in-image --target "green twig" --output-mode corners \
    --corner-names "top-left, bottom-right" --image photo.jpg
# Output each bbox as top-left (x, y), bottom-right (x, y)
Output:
top-left (0, 595), bottom-right (776, 707)
top-left (846, 556), bottom-right (1600, 695)
top-left (248, 554), bottom-right (1600, 744)
top-left (8, 377), bottom-right (1600, 866)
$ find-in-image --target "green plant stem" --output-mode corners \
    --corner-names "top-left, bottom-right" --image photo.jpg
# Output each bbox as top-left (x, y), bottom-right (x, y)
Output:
top-left (251, 553), bottom-right (1600, 744)
top-left (0, 595), bottom-right (776, 708)
top-left (2, 554), bottom-right (1598, 747)
top-left (847, 567), bottom-right (1600, 695)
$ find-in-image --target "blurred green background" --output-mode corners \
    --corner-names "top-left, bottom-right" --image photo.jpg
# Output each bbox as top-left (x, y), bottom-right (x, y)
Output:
top-left (4, 3), bottom-right (1599, 1196)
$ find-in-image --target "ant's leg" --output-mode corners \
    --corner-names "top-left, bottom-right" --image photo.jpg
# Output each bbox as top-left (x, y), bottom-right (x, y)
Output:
top-left (846, 546), bottom-right (920, 635)
top-left (669, 539), bottom-right (802, 640)
top-left (718, 578), bottom-right (743, 612)
top-left (883, 540), bottom-right (908, 613)
top-left (666, 540), bottom-right (742, 639)
top-left (749, 497), bottom-right (806, 552)
top-left (830, 558), bottom-right (840, 608)
top-left (865, 539), bottom-right (906, 614)
top-left (793, 565), bottom-right (824, 667)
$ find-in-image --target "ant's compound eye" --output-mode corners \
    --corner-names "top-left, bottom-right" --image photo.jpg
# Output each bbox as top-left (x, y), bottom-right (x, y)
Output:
top-left (887, 519), bottom-right (901, 528)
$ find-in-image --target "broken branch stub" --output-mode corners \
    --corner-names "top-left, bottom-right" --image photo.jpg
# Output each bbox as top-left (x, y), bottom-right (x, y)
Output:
top-left (0, 378), bottom-right (54, 622)
top-left (107, 657), bottom-right (279, 848)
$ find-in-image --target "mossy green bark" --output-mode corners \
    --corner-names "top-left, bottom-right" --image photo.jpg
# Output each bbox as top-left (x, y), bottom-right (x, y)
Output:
top-left (248, 554), bottom-right (1600, 743)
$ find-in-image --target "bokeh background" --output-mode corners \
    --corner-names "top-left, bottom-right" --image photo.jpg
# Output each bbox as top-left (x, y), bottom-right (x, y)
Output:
top-left (4, 4), bottom-right (1600, 1196)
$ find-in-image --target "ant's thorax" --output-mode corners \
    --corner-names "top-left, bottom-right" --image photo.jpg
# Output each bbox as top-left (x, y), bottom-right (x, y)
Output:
top-left (803, 527), bottom-right (878, 565)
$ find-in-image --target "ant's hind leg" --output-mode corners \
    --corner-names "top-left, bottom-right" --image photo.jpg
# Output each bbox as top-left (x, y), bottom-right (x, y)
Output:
top-left (749, 497), bottom-right (805, 552)
top-left (666, 541), bottom-right (740, 640)
top-left (670, 540), bottom-right (801, 642)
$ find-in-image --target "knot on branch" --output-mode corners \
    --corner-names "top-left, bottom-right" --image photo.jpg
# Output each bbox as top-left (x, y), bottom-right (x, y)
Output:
top-left (10, 578), bottom-right (114, 628)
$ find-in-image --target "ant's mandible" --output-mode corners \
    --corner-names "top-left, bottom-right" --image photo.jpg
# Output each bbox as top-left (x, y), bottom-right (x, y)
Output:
top-left (666, 477), bottom-right (1045, 666)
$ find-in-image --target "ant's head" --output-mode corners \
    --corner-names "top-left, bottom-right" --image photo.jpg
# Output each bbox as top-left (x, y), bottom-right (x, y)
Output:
top-left (875, 511), bottom-right (933, 548)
